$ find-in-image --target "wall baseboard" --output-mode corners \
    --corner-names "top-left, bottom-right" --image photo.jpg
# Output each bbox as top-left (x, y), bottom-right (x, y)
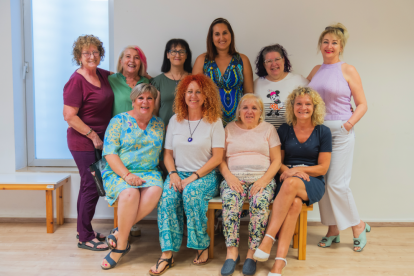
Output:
top-left (0, 217), bottom-right (413, 227)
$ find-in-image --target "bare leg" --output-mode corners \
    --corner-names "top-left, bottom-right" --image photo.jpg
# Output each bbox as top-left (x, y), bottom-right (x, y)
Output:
top-left (108, 186), bottom-right (162, 247)
top-left (256, 177), bottom-right (308, 254)
top-left (270, 198), bottom-right (302, 274)
top-left (102, 188), bottom-right (140, 268)
top-left (226, 246), bottom-right (239, 261)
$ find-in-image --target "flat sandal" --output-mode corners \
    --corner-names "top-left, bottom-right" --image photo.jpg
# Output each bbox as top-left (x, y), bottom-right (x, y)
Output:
top-left (149, 254), bottom-right (175, 276)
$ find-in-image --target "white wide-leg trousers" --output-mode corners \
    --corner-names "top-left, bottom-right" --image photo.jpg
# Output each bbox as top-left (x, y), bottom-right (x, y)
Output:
top-left (319, 120), bottom-right (360, 230)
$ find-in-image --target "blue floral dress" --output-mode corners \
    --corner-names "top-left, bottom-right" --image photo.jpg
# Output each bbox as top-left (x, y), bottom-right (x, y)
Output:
top-left (102, 113), bottom-right (165, 205)
top-left (203, 53), bottom-right (244, 126)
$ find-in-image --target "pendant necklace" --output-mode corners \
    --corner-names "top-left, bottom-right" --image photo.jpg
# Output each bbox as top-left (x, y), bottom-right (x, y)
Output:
top-left (171, 72), bottom-right (184, 85)
top-left (187, 117), bottom-right (203, 142)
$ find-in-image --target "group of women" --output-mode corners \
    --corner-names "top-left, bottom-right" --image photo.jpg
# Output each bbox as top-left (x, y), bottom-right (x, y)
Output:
top-left (63, 17), bottom-right (368, 276)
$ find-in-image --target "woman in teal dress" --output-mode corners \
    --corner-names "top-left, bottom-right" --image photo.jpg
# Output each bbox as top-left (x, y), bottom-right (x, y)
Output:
top-left (100, 83), bottom-right (164, 270)
top-left (193, 17), bottom-right (254, 126)
top-left (109, 45), bottom-right (151, 117)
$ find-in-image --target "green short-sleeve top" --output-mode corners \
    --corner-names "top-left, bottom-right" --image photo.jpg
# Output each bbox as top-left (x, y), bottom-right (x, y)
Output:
top-left (108, 72), bottom-right (149, 117)
top-left (151, 74), bottom-right (178, 125)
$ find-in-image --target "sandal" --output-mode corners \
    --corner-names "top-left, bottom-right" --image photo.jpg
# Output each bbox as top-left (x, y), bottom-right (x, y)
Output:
top-left (268, 257), bottom-right (287, 276)
top-left (353, 223), bottom-right (371, 252)
top-left (192, 246), bottom-right (210, 266)
top-left (253, 234), bottom-right (275, 262)
top-left (101, 243), bottom-right (131, 270)
top-left (318, 235), bottom-right (340, 248)
top-left (149, 254), bottom-right (175, 276)
top-left (77, 240), bottom-right (108, 251)
top-left (76, 232), bottom-right (105, 242)
top-left (106, 234), bottom-right (117, 250)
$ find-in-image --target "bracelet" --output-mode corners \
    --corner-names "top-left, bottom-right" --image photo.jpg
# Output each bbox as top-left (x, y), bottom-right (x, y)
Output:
top-left (347, 121), bottom-right (354, 127)
top-left (122, 172), bottom-right (131, 180)
top-left (193, 172), bottom-right (200, 179)
top-left (85, 128), bottom-right (93, 136)
top-left (168, 171), bottom-right (178, 176)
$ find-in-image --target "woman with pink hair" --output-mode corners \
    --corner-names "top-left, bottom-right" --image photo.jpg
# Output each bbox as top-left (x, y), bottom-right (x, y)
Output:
top-left (109, 45), bottom-right (151, 117)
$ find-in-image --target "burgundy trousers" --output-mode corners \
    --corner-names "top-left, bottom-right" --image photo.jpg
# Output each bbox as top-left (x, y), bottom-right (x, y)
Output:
top-left (71, 150), bottom-right (99, 242)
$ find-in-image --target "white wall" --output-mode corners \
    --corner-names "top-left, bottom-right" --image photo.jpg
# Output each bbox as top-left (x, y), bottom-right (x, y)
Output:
top-left (0, 0), bottom-right (17, 173)
top-left (0, 0), bottom-right (413, 222)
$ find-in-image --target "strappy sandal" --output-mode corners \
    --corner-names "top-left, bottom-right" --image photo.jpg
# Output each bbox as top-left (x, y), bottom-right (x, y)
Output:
top-left (253, 234), bottom-right (276, 262)
top-left (192, 246), bottom-right (210, 266)
top-left (268, 257), bottom-right (287, 276)
top-left (318, 235), bottom-right (340, 248)
top-left (76, 232), bottom-right (105, 242)
top-left (77, 240), bottom-right (108, 251)
top-left (149, 254), bottom-right (175, 276)
top-left (353, 223), bottom-right (371, 252)
top-left (106, 234), bottom-right (117, 250)
top-left (101, 243), bottom-right (131, 270)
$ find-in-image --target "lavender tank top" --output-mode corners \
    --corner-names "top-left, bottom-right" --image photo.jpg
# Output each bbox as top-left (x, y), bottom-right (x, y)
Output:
top-left (308, 62), bottom-right (352, 121)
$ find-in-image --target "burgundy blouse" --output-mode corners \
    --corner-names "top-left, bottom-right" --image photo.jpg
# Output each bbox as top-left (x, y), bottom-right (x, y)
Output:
top-left (63, 68), bottom-right (114, 151)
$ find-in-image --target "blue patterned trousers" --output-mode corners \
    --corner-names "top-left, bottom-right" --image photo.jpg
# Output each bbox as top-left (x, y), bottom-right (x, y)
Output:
top-left (157, 170), bottom-right (219, 252)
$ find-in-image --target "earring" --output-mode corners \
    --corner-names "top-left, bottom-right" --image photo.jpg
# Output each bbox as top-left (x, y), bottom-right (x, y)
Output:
top-left (80, 61), bottom-right (82, 66)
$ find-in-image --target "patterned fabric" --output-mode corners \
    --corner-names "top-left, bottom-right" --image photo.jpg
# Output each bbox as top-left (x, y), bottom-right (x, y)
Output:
top-left (220, 172), bottom-right (276, 250)
top-left (102, 113), bottom-right (165, 205)
top-left (203, 54), bottom-right (244, 126)
top-left (158, 171), bottom-right (219, 252)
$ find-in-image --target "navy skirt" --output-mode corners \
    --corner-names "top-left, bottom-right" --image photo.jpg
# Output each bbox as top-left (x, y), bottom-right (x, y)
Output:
top-left (275, 174), bottom-right (325, 206)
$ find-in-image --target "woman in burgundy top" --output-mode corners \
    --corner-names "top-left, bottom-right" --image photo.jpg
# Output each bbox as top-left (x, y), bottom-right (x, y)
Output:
top-left (63, 35), bottom-right (113, 251)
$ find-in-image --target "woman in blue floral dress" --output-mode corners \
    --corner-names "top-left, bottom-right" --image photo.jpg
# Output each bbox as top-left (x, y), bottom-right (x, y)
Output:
top-left (193, 18), bottom-right (254, 126)
top-left (100, 83), bottom-right (164, 270)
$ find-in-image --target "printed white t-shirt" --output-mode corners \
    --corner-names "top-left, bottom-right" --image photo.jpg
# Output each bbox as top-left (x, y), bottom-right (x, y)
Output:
top-left (254, 73), bottom-right (309, 129)
top-left (165, 114), bottom-right (225, 172)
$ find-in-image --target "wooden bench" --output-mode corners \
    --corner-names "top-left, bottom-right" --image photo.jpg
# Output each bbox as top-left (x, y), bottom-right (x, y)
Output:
top-left (207, 197), bottom-right (313, 260)
top-left (0, 173), bottom-right (70, 233)
top-left (110, 196), bottom-right (312, 260)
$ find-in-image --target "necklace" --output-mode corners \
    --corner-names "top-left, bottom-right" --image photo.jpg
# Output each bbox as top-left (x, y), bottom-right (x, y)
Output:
top-left (187, 117), bottom-right (203, 142)
top-left (171, 72), bottom-right (185, 85)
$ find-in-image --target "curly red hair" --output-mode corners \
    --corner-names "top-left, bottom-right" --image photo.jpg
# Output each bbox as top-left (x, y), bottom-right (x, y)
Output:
top-left (174, 74), bottom-right (222, 123)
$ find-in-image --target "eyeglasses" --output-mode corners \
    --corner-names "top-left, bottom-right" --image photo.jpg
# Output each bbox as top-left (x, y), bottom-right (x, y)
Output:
top-left (264, 57), bottom-right (283, 65)
top-left (169, 50), bottom-right (186, 56)
top-left (82, 51), bottom-right (100, 58)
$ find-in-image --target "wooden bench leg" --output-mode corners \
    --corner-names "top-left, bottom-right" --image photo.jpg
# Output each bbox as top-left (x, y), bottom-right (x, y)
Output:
top-left (298, 209), bottom-right (308, 260)
top-left (56, 186), bottom-right (64, 225)
top-left (293, 215), bottom-right (299, 249)
top-left (114, 206), bottom-right (118, 229)
top-left (46, 190), bottom-right (54, 233)
top-left (207, 209), bottom-right (215, 259)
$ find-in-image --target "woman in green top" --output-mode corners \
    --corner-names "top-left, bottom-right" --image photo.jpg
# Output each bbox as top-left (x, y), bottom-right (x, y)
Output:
top-left (109, 45), bottom-right (151, 117)
top-left (152, 39), bottom-right (192, 126)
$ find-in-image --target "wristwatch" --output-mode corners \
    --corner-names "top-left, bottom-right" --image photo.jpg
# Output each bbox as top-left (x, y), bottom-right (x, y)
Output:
top-left (168, 171), bottom-right (178, 176)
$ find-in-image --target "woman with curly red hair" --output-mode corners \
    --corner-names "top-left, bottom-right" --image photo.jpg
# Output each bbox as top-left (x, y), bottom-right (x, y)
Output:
top-left (149, 74), bottom-right (225, 275)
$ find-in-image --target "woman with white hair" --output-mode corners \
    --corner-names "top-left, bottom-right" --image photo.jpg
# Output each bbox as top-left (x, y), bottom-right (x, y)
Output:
top-left (100, 83), bottom-right (165, 270)
top-left (109, 45), bottom-right (151, 117)
top-left (219, 94), bottom-right (281, 276)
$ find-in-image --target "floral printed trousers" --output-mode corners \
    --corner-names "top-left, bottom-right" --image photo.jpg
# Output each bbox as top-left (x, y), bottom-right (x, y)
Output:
top-left (158, 171), bottom-right (219, 252)
top-left (220, 173), bottom-right (276, 250)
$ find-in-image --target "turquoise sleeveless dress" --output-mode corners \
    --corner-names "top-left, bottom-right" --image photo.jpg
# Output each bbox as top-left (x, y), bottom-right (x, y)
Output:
top-left (203, 53), bottom-right (244, 126)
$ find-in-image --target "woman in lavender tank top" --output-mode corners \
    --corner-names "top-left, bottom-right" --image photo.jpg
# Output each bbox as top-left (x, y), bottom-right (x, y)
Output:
top-left (307, 23), bottom-right (370, 252)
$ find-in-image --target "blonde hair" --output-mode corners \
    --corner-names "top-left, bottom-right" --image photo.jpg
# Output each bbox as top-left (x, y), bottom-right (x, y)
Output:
top-left (116, 46), bottom-right (146, 76)
top-left (235, 94), bottom-right (265, 123)
top-left (72, 35), bottom-right (105, 65)
top-left (285, 87), bottom-right (325, 126)
top-left (318, 23), bottom-right (349, 56)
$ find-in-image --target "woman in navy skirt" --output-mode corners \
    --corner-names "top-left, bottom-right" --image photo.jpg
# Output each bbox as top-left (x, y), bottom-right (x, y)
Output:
top-left (253, 87), bottom-right (332, 276)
